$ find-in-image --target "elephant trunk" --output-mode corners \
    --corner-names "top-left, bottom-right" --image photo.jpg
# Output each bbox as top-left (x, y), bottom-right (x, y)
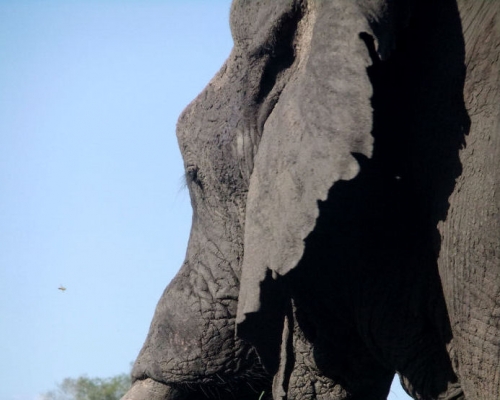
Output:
top-left (121, 378), bottom-right (185, 400)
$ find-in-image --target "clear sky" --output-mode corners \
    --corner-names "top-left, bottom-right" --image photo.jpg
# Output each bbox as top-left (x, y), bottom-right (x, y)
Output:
top-left (0, 1), bottom-right (410, 399)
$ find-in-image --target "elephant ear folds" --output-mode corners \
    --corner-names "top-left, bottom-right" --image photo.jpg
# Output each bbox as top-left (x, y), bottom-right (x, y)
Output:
top-left (236, 0), bottom-right (387, 372)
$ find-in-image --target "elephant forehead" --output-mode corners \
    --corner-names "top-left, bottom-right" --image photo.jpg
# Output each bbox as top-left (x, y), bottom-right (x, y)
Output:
top-left (230, 0), bottom-right (299, 53)
top-left (176, 61), bottom-right (241, 158)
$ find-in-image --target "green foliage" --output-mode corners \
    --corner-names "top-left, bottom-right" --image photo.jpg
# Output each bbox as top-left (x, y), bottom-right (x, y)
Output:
top-left (42, 373), bottom-right (131, 400)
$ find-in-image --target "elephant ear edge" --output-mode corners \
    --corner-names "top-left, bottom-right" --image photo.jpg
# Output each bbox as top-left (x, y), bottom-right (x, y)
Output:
top-left (236, 0), bottom-right (404, 373)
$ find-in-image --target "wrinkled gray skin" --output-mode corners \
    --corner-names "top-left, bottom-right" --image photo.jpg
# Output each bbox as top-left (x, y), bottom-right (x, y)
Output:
top-left (122, 0), bottom-right (499, 399)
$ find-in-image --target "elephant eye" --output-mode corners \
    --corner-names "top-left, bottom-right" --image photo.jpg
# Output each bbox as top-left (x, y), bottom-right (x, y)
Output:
top-left (186, 164), bottom-right (202, 187)
top-left (186, 164), bottom-right (198, 181)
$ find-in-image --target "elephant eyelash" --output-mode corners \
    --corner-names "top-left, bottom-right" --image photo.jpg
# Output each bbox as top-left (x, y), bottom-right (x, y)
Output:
top-left (178, 174), bottom-right (189, 192)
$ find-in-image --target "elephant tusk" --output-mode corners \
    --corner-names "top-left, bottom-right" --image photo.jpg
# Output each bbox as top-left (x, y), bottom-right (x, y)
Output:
top-left (121, 378), bottom-right (185, 400)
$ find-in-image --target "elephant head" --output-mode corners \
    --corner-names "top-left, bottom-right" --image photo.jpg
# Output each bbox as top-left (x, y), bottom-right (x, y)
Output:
top-left (123, 0), bottom-right (500, 399)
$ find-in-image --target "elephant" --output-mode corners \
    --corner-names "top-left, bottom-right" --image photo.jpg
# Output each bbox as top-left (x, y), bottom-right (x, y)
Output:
top-left (122, 0), bottom-right (499, 399)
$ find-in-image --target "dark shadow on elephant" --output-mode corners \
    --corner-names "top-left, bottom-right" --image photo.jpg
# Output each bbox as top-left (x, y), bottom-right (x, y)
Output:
top-left (259, 0), bottom-right (470, 398)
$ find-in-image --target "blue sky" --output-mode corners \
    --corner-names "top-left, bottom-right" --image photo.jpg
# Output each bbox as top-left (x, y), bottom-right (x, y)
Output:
top-left (0, 1), bottom-right (410, 399)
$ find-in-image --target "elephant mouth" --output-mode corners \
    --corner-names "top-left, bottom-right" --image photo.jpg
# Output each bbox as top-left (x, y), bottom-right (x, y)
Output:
top-left (121, 378), bottom-right (182, 400)
top-left (122, 377), bottom-right (271, 400)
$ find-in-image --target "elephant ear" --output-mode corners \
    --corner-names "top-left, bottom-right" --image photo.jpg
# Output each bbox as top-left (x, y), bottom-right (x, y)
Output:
top-left (236, 0), bottom-right (407, 372)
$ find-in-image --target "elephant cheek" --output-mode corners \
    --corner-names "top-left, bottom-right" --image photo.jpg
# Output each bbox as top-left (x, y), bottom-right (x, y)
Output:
top-left (132, 290), bottom-right (206, 383)
top-left (157, 305), bottom-right (203, 362)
